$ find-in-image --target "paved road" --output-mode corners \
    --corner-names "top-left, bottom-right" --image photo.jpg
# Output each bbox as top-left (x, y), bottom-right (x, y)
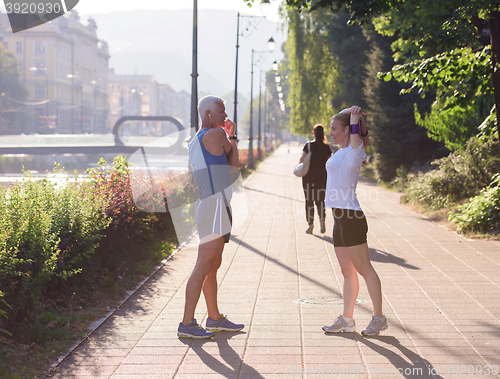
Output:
top-left (48, 143), bottom-right (500, 379)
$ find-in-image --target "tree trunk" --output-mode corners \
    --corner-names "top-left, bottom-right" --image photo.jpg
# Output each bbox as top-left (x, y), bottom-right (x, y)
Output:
top-left (489, 11), bottom-right (500, 156)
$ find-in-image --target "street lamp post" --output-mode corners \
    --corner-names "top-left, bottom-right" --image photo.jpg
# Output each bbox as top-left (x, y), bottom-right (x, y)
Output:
top-left (233, 0), bottom-right (272, 137)
top-left (233, 12), bottom-right (241, 135)
top-left (257, 69), bottom-right (263, 160)
top-left (261, 61), bottom-right (278, 154)
top-left (190, 0), bottom-right (199, 133)
top-left (233, 13), bottom-right (262, 137)
top-left (248, 39), bottom-right (275, 169)
top-left (264, 86), bottom-right (268, 152)
top-left (248, 49), bottom-right (256, 169)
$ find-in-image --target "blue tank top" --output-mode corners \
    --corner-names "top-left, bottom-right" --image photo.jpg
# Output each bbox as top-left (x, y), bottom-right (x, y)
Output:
top-left (188, 128), bottom-right (232, 200)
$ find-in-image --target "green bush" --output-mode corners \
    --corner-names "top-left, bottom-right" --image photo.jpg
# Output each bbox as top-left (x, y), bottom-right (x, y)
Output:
top-left (404, 136), bottom-right (500, 209)
top-left (0, 168), bottom-right (110, 323)
top-left (0, 155), bottom-right (195, 345)
top-left (82, 157), bottom-right (186, 272)
top-left (449, 174), bottom-right (500, 232)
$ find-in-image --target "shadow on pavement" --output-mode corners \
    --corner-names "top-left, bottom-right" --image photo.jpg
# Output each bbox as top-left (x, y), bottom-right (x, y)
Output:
top-left (369, 248), bottom-right (420, 270)
top-left (111, 262), bottom-right (178, 318)
top-left (312, 235), bottom-right (332, 243)
top-left (230, 236), bottom-right (377, 315)
top-left (181, 332), bottom-right (265, 378)
top-left (310, 236), bottom-right (420, 271)
top-left (242, 186), bottom-right (303, 203)
top-left (231, 236), bottom-right (342, 298)
top-left (330, 333), bottom-right (443, 379)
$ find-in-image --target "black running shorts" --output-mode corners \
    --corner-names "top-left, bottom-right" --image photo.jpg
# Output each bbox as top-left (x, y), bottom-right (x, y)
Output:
top-left (332, 208), bottom-right (368, 247)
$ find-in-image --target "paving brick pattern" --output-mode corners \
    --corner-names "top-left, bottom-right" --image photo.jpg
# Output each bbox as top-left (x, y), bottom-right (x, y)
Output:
top-left (48, 144), bottom-right (500, 379)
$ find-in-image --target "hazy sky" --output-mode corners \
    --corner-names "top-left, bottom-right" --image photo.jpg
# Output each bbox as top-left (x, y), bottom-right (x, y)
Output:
top-left (76, 0), bottom-right (283, 22)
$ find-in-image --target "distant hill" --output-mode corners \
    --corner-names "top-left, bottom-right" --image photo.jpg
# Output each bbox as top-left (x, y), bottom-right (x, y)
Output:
top-left (84, 9), bottom-right (286, 98)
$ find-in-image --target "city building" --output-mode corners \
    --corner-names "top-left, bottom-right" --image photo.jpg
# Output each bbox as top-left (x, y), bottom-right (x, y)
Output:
top-left (108, 72), bottom-right (190, 131)
top-left (108, 72), bottom-right (159, 128)
top-left (157, 83), bottom-right (189, 129)
top-left (0, 10), bottom-right (110, 134)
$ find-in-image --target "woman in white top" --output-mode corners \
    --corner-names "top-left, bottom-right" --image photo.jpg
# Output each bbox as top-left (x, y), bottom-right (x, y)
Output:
top-left (323, 105), bottom-right (387, 337)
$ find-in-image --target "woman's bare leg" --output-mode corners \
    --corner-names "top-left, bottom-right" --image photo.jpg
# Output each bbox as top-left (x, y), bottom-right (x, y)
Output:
top-left (345, 243), bottom-right (383, 317)
top-left (334, 246), bottom-right (359, 318)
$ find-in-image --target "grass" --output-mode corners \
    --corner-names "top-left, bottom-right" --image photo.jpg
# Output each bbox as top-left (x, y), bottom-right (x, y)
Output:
top-left (2, 305), bottom-right (110, 378)
top-left (1, 231), bottom-right (176, 379)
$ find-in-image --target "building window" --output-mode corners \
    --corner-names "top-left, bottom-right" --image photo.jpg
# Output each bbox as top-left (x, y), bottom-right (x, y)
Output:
top-left (35, 41), bottom-right (46, 55)
top-left (33, 60), bottom-right (47, 76)
top-left (35, 85), bottom-right (45, 99)
top-left (16, 41), bottom-right (22, 54)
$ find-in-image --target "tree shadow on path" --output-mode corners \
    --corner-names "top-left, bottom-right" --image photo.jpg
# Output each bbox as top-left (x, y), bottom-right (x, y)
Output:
top-left (330, 333), bottom-right (443, 379)
top-left (369, 248), bottom-right (420, 270)
top-left (311, 235), bottom-right (420, 270)
top-left (180, 332), bottom-right (265, 378)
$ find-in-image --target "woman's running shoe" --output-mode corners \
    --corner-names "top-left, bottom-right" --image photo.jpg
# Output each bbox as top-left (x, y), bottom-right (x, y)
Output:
top-left (206, 314), bottom-right (244, 332)
top-left (178, 319), bottom-right (215, 339)
top-left (322, 315), bottom-right (356, 333)
top-left (361, 315), bottom-right (388, 337)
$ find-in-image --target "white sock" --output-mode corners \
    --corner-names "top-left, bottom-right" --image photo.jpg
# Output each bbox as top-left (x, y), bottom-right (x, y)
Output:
top-left (342, 316), bottom-right (354, 322)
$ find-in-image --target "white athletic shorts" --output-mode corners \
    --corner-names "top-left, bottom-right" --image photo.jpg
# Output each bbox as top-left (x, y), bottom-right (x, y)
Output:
top-left (195, 197), bottom-right (232, 244)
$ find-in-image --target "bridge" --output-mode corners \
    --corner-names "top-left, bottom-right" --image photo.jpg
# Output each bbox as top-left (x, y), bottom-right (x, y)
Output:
top-left (0, 116), bottom-right (188, 155)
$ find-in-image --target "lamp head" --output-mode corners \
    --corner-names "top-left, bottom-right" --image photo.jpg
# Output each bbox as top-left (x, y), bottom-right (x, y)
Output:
top-left (272, 60), bottom-right (278, 71)
top-left (268, 36), bottom-right (275, 52)
top-left (260, 0), bottom-right (271, 17)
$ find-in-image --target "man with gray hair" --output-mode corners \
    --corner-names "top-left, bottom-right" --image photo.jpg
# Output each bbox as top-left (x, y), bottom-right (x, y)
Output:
top-left (178, 95), bottom-right (242, 339)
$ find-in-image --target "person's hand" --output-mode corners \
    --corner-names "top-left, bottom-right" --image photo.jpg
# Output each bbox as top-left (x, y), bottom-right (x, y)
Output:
top-left (224, 118), bottom-right (236, 137)
top-left (350, 105), bottom-right (369, 117)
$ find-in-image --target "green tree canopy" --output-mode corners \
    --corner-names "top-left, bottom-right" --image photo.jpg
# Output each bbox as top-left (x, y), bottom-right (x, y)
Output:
top-left (276, 4), bottom-right (446, 179)
top-left (245, 0), bottom-right (500, 153)
top-left (374, 0), bottom-right (498, 150)
top-left (284, 9), bottom-right (369, 136)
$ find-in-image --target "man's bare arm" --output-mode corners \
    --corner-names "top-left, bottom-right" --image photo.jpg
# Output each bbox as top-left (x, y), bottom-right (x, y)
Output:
top-left (221, 119), bottom-right (237, 170)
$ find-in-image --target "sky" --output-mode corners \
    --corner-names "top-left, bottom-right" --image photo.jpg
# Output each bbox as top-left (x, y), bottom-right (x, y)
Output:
top-left (75, 0), bottom-right (283, 22)
top-left (0, 0), bottom-right (286, 118)
top-left (0, 1), bottom-right (284, 22)
top-left (73, 0), bottom-right (287, 99)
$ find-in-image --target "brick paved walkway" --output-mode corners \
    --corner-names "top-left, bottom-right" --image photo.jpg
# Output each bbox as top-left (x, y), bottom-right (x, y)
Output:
top-left (48, 143), bottom-right (500, 379)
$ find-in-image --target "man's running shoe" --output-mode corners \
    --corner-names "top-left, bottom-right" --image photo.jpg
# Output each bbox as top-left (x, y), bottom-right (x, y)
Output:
top-left (322, 315), bottom-right (356, 333)
top-left (361, 315), bottom-right (388, 337)
top-left (206, 314), bottom-right (244, 332)
top-left (178, 319), bottom-right (215, 339)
